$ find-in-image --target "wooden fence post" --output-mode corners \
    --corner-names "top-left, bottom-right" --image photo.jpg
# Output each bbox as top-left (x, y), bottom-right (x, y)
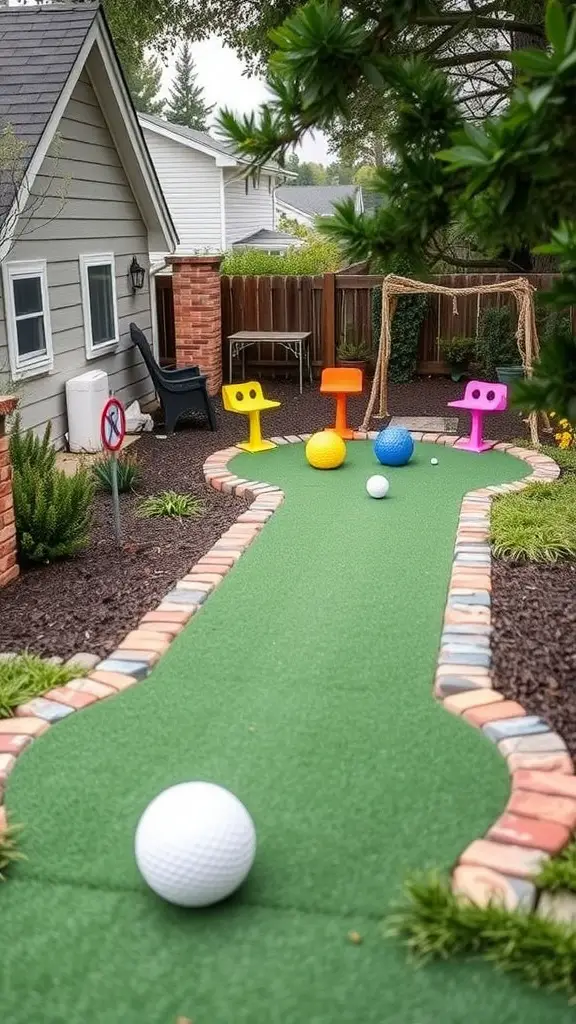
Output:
top-left (322, 272), bottom-right (336, 367)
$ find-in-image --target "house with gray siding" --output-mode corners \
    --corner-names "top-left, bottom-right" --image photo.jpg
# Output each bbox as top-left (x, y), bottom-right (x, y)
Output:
top-left (0, 4), bottom-right (177, 446)
top-left (138, 113), bottom-right (296, 262)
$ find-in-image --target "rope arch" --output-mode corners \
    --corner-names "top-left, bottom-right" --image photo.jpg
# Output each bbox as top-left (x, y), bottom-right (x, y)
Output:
top-left (361, 274), bottom-right (542, 446)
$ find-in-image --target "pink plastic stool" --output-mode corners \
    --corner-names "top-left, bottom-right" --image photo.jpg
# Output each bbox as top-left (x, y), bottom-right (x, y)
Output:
top-left (448, 380), bottom-right (508, 453)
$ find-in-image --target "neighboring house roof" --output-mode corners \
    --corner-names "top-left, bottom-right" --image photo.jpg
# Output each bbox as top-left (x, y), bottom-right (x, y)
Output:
top-left (276, 184), bottom-right (359, 219)
top-left (232, 228), bottom-right (301, 250)
top-left (138, 112), bottom-right (294, 178)
top-left (0, 2), bottom-right (177, 254)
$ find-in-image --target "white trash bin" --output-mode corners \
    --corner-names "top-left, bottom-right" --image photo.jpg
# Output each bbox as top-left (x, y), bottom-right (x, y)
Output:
top-left (66, 370), bottom-right (109, 453)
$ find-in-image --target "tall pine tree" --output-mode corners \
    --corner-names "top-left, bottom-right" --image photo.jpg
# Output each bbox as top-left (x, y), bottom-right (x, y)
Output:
top-left (165, 42), bottom-right (212, 131)
top-left (125, 53), bottom-right (165, 116)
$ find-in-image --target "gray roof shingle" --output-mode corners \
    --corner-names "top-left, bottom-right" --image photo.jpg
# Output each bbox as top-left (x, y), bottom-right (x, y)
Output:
top-left (0, 3), bottom-right (98, 226)
top-left (276, 184), bottom-right (358, 218)
top-left (138, 112), bottom-right (287, 175)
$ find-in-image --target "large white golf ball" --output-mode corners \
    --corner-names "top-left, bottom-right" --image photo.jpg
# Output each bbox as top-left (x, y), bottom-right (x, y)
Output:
top-left (366, 474), bottom-right (390, 499)
top-left (135, 781), bottom-right (256, 907)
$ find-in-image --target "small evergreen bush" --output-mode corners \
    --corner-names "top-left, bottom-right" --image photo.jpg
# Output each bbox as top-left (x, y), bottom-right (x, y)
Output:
top-left (9, 419), bottom-right (94, 564)
top-left (477, 306), bottom-right (519, 379)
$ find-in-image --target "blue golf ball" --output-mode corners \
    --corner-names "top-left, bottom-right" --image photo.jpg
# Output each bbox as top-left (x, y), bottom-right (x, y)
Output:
top-left (373, 427), bottom-right (414, 467)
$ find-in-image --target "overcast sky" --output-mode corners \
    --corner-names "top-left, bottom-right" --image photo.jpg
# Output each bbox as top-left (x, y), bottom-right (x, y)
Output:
top-left (162, 37), bottom-right (331, 165)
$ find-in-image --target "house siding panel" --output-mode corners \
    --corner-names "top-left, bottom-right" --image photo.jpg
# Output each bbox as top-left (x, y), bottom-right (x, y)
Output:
top-left (224, 171), bottom-right (276, 245)
top-left (142, 128), bottom-right (222, 254)
top-left (0, 70), bottom-right (154, 447)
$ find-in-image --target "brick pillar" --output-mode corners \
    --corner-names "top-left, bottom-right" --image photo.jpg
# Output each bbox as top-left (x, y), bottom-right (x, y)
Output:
top-left (168, 255), bottom-right (223, 396)
top-left (0, 396), bottom-right (19, 588)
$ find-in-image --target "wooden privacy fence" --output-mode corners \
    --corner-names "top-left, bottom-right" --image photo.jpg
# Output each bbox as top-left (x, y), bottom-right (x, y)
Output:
top-left (220, 272), bottom-right (571, 379)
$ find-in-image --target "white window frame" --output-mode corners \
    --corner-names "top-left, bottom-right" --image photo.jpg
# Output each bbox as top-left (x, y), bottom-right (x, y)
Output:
top-left (2, 260), bottom-right (54, 380)
top-left (79, 252), bottom-right (119, 359)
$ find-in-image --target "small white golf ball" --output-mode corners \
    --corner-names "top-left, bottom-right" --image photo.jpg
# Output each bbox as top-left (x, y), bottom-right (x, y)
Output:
top-left (431, 458), bottom-right (438, 465)
top-left (366, 474), bottom-right (389, 499)
top-left (135, 781), bottom-right (256, 907)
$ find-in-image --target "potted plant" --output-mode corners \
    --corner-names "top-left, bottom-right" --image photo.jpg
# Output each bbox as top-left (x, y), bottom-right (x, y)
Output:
top-left (337, 333), bottom-right (372, 375)
top-left (441, 335), bottom-right (476, 382)
top-left (478, 306), bottom-right (524, 383)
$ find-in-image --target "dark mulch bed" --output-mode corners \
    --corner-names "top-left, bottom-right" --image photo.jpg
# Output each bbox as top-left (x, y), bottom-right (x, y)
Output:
top-left (492, 561), bottom-right (576, 760)
top-left (0, 375), bottom-right (555, 670)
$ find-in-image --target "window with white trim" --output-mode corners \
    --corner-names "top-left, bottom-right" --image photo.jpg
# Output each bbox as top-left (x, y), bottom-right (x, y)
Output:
top-left (79, 253), bottom-right (119, 357)
top-left (2, 260), bottom-right (53, 379)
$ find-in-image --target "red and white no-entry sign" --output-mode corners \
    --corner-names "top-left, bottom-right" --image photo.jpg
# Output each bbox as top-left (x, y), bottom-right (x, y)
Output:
top-left (100, 397), bottom-right (126, 453)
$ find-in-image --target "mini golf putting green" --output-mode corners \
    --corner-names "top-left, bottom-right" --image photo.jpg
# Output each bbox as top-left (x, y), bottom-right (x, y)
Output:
top-left (2, 441), bottom-right (573, 1023)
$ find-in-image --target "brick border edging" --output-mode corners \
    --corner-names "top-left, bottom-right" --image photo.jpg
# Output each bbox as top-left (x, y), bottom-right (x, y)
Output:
top-left (0, 431), bottom-right (571, 919)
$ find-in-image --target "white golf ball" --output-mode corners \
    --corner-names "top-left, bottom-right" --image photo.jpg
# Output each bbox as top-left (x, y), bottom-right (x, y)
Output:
top-left (366, 474), bottom-right (389, 499)
top-left (135, 781), bottom-right (256, 907)
top-left (431, 457), bottom-right (439, 466)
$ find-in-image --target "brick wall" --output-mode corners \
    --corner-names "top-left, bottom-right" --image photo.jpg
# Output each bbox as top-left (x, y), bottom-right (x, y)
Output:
top-left (0, 397), bottom-right (19, 588)
top-left (169, 255), bottom-right (223, 396)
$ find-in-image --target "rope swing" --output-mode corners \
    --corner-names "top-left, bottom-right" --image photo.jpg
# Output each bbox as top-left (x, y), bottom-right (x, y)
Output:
top-left (360, 274), bottom-right (542, 446)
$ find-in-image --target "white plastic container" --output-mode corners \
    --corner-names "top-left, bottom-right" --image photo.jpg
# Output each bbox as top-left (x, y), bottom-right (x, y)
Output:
top-left (65, 369), bottom-right (109, 452)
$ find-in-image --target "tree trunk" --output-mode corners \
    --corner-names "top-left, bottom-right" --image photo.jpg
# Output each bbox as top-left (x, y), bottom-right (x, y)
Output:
top-left (510, 13), bottom-right (558, 271)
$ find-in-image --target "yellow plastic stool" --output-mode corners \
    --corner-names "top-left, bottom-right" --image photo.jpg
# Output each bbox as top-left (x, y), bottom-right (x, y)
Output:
top-left (221, 381), bottom-right (281, 453)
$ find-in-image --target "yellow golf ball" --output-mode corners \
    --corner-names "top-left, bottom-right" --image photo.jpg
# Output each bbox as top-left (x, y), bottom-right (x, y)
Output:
top-left (305, 430), bottom-right (347, 470)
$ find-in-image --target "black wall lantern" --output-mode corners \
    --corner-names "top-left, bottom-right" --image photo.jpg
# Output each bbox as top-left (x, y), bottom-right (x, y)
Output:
top-left (129, 256), bottom-right (145, 292)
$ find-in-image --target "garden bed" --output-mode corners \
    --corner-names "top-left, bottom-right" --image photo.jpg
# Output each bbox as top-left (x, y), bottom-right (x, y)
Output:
top-left (0, 376), bottom-right (560, 663)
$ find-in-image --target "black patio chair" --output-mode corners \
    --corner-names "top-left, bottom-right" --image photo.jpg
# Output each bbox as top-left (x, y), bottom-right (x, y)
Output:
top-left (130, 323), bottom-right (217, 433)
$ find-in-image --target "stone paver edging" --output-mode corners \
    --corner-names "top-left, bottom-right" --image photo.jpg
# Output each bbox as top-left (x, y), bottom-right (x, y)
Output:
top-left (1, 432), bottom-right (574, 922)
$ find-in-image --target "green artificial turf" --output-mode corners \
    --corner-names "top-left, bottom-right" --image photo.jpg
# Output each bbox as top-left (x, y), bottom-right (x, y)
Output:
top-left (2, 440), bottom-right (572, 1022)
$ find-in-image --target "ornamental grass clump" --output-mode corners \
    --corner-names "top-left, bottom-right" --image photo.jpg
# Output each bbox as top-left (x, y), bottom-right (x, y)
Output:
top-left (136, 490), bottom-right (204, 520)
top-left (491, 478), bottom-right (576, 563)
top-left (0, 653), bottom-right (86, 718)
top-left (537, 842), bottom-right (576, 894)
top-left (387, 872), bottom-right (576, 1002)
top-left (0, 823), bottom-right (25, 880)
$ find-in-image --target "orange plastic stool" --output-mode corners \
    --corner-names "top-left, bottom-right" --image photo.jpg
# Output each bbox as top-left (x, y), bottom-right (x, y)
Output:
top-left (320, 367), bottom-right (363, 439)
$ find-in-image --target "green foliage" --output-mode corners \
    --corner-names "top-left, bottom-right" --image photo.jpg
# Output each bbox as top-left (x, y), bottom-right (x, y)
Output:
top-left (372, 265), bottom-right (429, 384)
top-left (9, 414), bottom-right (55, 476)
top-left (9, 420), bottom-right (94, 565)
top-left (538, 842), bottom-right (576, 894)
top-left (216, 0), bottom-right (576, 411)
top-left (0, 653), bottom-right (86, 719)
top-left (510, 438), bottom-right (576, 473)
top-left (220, 239), bottom-right (341, 276)
top-left (490, 478), bottom-right (576, 563)
top-left (337, 332), bottom-right (371, 362)
top-left (124, 52), bottom-right (164, 115)
top-left (136, 491), bottom-right (204, 519)
top-left (165, 41), bottom-right (213, 130)
top-left (387, 871), bottom-right (576, 1002)
top-left (441, 336), bottom-right (476, 366)
top-left (0, 823), bottom-right (25, 881)
top-left (477, 307), bottom-right (519, 379)
top-left (92, 452), bottom-right (140, 494)
top-left (514, 298), bottom-right (576, 426)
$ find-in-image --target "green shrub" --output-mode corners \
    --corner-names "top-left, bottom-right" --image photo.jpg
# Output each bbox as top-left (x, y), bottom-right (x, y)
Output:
top-left (0, 653), bottom-right (86, 718)
top-left (9, 414), bottom-right (55, 476)
top-left (490, 478), bottom-right (576, 562)
top-left (477, 306), bottom-right (519, 378)
top-left (136, 490), bottom-right (204, 519)
top-left (10, 420), bottom-right (94, 564)
top-left (441, 336), bottom-right (476, 366)
top-left (220, 238), bottom-right (341, 276)
top-left (337, 329), bottom-right (371, 362)
top-left (0, 823), bottom-right (24, 880)
top-left (371, 260), bottom-right (429, 383)
top-left (92, 451), bottom-right (140, 494)
top-left (541, 310), bottom-right (574, 349)
top-left (538, 843), bottom-right (576, 894)
top-left (387, 872), bottom-right (576, 1002)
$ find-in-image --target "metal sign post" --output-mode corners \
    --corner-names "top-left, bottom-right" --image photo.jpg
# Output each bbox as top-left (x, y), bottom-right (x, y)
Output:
top-left (100, 396), bottom-right (126, 545)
